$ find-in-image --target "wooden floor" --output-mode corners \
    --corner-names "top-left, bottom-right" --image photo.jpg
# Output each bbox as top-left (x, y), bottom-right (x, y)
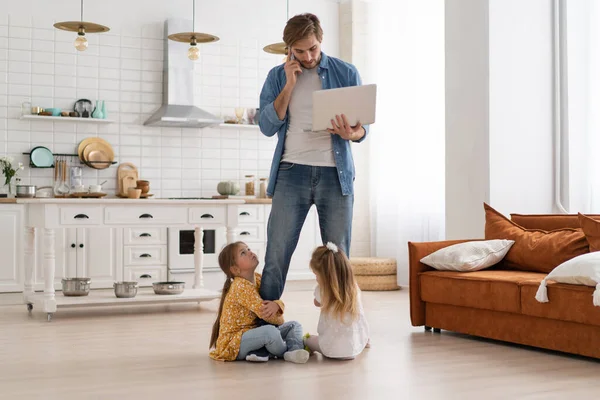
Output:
top-left (0, 283), bottom-right (599, 399)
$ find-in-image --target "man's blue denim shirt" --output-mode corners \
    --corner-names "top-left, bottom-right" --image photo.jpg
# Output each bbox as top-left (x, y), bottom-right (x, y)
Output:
top-left (258, 51), bottom-right (369, 197)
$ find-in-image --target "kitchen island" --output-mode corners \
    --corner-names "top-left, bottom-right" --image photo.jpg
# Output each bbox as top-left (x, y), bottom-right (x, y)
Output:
top-left (17, 197), bottom-right (249, 321)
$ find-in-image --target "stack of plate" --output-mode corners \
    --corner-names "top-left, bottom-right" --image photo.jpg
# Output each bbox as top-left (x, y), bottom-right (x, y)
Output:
top-left (78, 138), bottom-right (115, 169)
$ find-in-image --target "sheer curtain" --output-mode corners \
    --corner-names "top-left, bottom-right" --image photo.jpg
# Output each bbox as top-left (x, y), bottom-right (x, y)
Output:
top-left (365, 0), bottom-right (445, 285)
top-left (563, 0), bottom-right (600, 212)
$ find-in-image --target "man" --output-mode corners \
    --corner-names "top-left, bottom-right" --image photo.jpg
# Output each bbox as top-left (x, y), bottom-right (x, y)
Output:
top-left (258, 13), bottom-right (369, 302)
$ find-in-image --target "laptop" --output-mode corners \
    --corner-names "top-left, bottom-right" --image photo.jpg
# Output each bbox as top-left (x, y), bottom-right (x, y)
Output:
top-left (311, 83), bottom-right (377, 132)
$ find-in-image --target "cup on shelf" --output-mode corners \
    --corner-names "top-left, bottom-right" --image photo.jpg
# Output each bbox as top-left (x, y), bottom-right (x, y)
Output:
top-left (89, 184), bottom-right (102, 193)
top-left (136, 180), bottom-right (149, 194)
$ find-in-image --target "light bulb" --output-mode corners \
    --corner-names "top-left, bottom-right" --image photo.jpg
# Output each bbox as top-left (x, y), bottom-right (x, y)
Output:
top-left (188, 45), bottom-right (199, 61)
top-left (74, 35), bottom-right (88, 51)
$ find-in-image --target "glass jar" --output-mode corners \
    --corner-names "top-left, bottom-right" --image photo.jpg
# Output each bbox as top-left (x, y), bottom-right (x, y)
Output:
top-left (245, 175), bottom-right (255, 196)
top-left (21, 99), bottom-right (31, 115)
top-left (259, 178), bottom-right (268, 198)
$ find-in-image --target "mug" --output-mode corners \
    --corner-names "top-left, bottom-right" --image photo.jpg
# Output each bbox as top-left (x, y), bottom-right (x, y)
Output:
top-left (89, 184), bottom-right (102, 193)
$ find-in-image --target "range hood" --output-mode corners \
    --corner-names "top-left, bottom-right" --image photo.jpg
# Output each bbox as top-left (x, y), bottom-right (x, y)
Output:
top-left (144, 19), bottom-right (223, 128)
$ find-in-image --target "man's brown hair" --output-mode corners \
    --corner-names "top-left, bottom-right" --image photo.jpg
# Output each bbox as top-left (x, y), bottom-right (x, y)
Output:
top-left (283, 13), bottom-right (323, 47)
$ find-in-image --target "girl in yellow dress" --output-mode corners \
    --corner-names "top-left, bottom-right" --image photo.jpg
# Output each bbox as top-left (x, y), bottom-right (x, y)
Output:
top-left (209, 241), bottom-right (309, 363)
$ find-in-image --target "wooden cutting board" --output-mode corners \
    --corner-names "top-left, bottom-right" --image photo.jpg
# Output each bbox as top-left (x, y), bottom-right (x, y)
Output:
top-left (117, 163), bottom-right (139, 197)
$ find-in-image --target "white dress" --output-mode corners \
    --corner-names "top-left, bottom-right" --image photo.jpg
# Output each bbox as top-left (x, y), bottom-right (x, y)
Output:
top-left (314, 284), bottom-right (370, 358)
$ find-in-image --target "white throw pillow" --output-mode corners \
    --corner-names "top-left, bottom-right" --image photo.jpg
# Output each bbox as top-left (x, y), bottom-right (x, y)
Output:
top-left (420, 239), bottom-right (515, 272)
top-left (535, 252), bottom-right (600, 306)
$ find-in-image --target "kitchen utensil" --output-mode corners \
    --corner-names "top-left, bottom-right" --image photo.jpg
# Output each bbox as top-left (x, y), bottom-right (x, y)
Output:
top-left (117, 163), bottom-right (139, 196)
top-left (35, 186), bottom-right (53, 198)
top-left (31, 106), bottom-right (43, 114)
top-left (45, 107), bottom-right (61, 116)
top-left (61, 278), bottom-right (91, 296)
top-left (89, 184), bottom-right (102, 193)
top-left (69, 192), bottom-right (107, 198)
top-left (128, 188), bottom-right (141, 199)
top-left (74, 99), bottom-right (92, 118)
top-left (136, 180), bottom-right (149, 194)
top-left (113, 281), bottom-right (138, 298)
top-left (78, 138), bottom-right (115, 165)
top-left (29, 146), bottom-right (54, 168)
top-left (57, 159), bottom-right (69, 195)
top-left (152, 281), bottom-right (185, 295)
top-left (16, 185), bottom-right (36, 198)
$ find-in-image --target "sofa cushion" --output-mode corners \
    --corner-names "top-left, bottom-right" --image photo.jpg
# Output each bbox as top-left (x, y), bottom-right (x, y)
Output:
top-left (521, 279), bottom-right (600, 327)
top-left (484, 203), bottom-right (589, 273)
top-left (419, 270), bottom-right (545, 313)
top-left (510, 213), bottom-right (600, 230)
top-left (578, 213), bottom-right (600, 252)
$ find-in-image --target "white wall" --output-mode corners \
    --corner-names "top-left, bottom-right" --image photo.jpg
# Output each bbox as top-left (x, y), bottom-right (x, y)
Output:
top-left (445, 0), bottom-right (555, 239)
top-left (0, 0), bottom-right (340, 199)
top-left (445, 0), bottom-right (490, 239)
top-left (489, 0), bottom-right (554, 217)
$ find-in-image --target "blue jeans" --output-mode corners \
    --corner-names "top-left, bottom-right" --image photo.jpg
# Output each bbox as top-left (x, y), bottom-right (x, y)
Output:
top-left (236, 321), bottom-right (305, 360)
top-left (259, 162), bottom-right (354, 301)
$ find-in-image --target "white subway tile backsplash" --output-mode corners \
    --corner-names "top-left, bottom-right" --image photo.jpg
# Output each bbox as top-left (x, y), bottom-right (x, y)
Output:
top-left (0, 15), bottom-right (283, 199)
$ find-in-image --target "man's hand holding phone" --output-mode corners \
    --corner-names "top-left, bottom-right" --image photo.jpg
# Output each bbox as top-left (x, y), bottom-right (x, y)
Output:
top-left (284, 52), bottom-right (302, 89)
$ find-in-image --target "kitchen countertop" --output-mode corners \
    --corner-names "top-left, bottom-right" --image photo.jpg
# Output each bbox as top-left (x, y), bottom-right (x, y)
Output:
top-left (2, 197), bottom-right (273, 204)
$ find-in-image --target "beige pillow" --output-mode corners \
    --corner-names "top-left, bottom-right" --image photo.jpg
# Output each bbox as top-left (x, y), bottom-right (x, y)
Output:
top-left (420, 239), bottom-right (514, 272)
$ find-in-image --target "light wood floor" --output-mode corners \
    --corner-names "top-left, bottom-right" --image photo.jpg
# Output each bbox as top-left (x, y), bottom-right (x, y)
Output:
top-left (0, 283), bottom-right (599, 400)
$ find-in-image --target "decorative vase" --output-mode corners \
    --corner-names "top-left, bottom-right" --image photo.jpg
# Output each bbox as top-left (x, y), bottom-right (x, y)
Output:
top-left (92, 100), bottom-right (104, 119)
top-left (3, 180), bottom-right (15, 198)
top-left (101, 100), bottom-right (107, 119)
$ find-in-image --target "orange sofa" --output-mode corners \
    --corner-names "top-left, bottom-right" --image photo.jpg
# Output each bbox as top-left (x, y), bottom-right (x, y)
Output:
top-left (409, 206), bottom-right (600, 359)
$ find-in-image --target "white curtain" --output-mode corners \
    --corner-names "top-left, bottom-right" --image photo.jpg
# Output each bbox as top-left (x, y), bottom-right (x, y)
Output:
top-left (564, 0), bottom-right (600, 212)
top-left (365, 0), bottom-right (445, 285)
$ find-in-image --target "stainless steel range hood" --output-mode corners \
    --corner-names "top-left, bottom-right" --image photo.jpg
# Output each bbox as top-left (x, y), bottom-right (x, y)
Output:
top-left (144, 19), bottom-right (223, 128)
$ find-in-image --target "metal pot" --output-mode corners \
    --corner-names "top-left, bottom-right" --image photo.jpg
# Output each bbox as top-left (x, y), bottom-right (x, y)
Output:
top-left (113, 281), bottom-right (138, 298)
top-left (61, 278), bottom-right (91, 296)
top-left (152, 281), bottom-right (185, 295)
top-left (16, 185), bottom-right (36, 198)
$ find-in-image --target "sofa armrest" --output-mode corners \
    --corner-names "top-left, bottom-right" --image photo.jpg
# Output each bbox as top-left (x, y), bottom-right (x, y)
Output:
top-left (408, 239), bottom-right (481, 326)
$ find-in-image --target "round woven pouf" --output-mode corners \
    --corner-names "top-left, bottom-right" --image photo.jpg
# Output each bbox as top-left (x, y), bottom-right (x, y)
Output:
top-left (350, 257), bottom-right (400, 291)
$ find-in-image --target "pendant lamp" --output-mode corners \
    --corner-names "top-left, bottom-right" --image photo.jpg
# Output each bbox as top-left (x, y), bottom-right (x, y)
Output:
top-left (168, 0), bottom-right (219, 60)
top-left (53, 0), bottom-right (110, 52)
top-left (263, 0), bottom-right (290, 55)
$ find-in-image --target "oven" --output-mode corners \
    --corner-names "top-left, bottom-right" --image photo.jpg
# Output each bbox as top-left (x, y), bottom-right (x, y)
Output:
top-left (167, 226), bottom-right (227, 282)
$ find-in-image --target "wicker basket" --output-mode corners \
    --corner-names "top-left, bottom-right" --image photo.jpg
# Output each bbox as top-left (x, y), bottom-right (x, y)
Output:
top-left (350, 257), bottom-right (400, 291)
top-left (350, 257), bottom-right (398, 276)
top-left (355, 274), bottom-right (400, 291)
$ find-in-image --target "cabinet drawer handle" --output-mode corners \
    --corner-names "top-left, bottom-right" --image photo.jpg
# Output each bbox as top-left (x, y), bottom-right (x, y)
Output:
top-left (200, 214), bottom-right (214, 219)
top-left (79, 244), bottom-right (84, 248)
top-left (139, 214), bottom-right (153, 219)
top-left (71, 243), bottom-right (76, 248)
top-left (240, 231), bottom-right (251, 236)
top-left (240, 211), bottom-right (250, 216)
top-left (139, 233), bottom-right (152, 237)
top-left (139, 254), bottom-right (152, 258)
top-left (140, 274), bottom-right (152, 278)
top-left (74, 214), bottom-right (89, 219)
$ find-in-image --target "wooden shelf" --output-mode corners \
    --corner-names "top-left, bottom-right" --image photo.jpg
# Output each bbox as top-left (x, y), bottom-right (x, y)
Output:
top-left (20, 115), bottom-right (115, 124)
top-left (218, 123), bottom-right (260, 129)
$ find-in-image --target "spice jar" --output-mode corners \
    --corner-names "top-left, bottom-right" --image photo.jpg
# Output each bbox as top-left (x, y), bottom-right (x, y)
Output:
top-left (245, 175), bottom-right (255, 196)
top-left (259, 178), bottom-right (268, 198)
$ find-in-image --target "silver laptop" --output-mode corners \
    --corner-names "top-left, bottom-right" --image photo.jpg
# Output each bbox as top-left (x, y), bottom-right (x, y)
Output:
top-left (312, 83), bottom-right (377, 132)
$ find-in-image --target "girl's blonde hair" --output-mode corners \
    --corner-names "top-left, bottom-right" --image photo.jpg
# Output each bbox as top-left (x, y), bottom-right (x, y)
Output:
top-left (209, 241), bottom-right (244, 349)
top-left (310, 243), bottom-right (359, 322)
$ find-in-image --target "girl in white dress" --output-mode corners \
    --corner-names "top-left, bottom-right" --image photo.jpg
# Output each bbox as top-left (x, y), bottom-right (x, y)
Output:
top-left (304, 242), bottom-right (370, 360)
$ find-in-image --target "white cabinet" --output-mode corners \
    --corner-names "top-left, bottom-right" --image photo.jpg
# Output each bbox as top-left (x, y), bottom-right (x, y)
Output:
top-left (0, 205), bottom-right (24, 292)
top-left (35, 228), bottom-right (122, 290)
top-left (124, 227), bottom-right (167, 287)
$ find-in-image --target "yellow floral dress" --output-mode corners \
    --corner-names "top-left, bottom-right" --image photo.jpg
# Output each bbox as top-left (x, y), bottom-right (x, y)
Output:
top-left (209, 273), bottom-right (285, 361)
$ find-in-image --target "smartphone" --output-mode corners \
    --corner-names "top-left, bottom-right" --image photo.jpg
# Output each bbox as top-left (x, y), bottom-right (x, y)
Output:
top-left (289, 53), bottom-right (296, 61)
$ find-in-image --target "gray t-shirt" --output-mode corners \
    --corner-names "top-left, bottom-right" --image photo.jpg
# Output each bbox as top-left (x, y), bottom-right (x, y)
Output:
top-left (281, 66), bottom-right (335, 166)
